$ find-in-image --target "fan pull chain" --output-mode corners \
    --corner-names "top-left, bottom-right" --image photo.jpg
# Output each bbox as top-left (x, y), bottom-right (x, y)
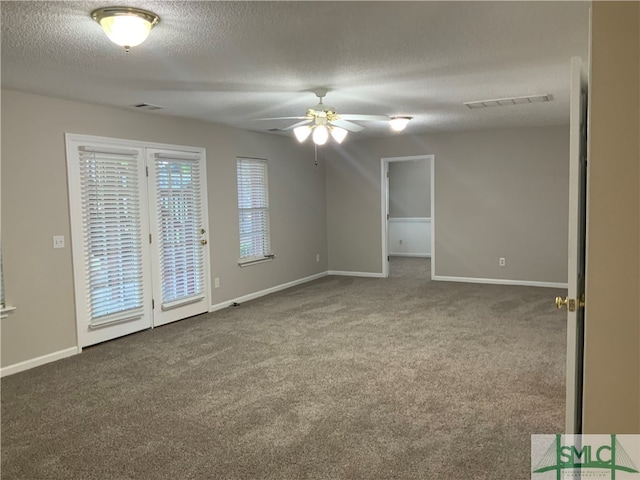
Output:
top-left (314, 143), bottom-right (318, 166)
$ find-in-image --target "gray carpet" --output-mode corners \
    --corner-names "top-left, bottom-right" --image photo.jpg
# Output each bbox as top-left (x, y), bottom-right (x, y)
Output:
top-left (1, 258), bottom-right (567, 480)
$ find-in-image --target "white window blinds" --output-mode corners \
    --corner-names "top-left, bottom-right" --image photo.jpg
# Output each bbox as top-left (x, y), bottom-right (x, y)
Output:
top-left (237, 158), bottom-right (271, 263)
top-left (79, 147), bottom-right (145, 327)
top-left (153, 153), bottom-right (205, 308)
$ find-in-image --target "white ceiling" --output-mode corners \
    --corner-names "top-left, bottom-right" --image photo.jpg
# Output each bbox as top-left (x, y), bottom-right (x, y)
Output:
top-left (1, 1), bottom-right (591, 138)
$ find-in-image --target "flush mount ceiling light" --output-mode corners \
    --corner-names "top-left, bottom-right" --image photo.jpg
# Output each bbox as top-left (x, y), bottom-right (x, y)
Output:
top-left (92, 6), bottom-right (160, 52)
top-left (389, 117), bottom-right (412, 132)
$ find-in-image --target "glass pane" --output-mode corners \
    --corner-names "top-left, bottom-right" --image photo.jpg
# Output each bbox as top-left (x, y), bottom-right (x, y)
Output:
top-left (155, 158), bottom-right (204, 304)
top-left (80, 152), bottom-right (144, 323)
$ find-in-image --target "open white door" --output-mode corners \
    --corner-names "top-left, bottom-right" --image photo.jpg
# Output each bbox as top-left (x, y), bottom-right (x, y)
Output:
top-left (560, 56), bottom-right (588, 433)
top-left (382, 161), bottom-right (390, 277)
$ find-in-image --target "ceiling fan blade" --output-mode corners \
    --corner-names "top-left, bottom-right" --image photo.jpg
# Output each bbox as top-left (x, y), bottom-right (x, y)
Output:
top-left (282, 119), bottom-right (312, 131)
top-left (252, 116), bottom-right (309, 121)
top-left (331, 119), bottom-right (365, 132)
top-left (339, 114), bottom-right (390, 122)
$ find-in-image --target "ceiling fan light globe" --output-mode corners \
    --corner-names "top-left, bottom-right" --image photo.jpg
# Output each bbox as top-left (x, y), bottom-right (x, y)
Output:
top-left (330, 127), bottom-right (348, 144)
top-left (389, 117), bottom-right (411, 132)
top-left (312, 125), bottom-right (329, 145)
top-left (293, 125), bottom-right (311, 142)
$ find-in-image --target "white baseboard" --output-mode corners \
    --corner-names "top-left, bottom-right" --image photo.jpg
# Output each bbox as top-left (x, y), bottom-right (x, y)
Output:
top-left (432, 275), bottom-right (568, 289)
top-left (389, 253), bottom-right (431, 258)
top-left (327, 270), bottom-right (385, 278)
top-left (210, 271), bottom-right (328, 312)
top-left (1, 346), bottom-right (80, 377)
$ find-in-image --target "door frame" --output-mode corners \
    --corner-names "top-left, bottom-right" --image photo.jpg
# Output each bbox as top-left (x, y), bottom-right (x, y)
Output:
top-left (380, 154), bottom-right (435, 278)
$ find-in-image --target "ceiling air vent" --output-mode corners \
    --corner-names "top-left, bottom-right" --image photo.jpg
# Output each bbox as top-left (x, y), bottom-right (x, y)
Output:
top-left (464, 94), bottom-right (552, 109)
top-left (132, 103), bottom-right (163, 111)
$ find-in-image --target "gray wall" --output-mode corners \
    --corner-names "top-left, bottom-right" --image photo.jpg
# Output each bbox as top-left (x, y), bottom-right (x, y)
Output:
top-left (1, 89), bottom-right (327, 368)
top-left (388, 160), bottom-right (431, 218)
top-left (0, 89), bottom-right (571, 370)
top-left (326, 126), bottom-right (569, 283)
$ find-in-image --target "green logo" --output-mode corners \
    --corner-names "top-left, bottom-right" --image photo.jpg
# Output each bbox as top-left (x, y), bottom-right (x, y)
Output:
top-left (532, 434), bottom-right (640, 479)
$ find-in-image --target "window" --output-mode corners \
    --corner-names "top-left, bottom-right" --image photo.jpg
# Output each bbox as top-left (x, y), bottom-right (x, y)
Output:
top-left (0, 244), bottom-right (5, 309)
top-left (236, 158), bottom-right (272, 265)
top-left (0, 243), bottom-right (15, 318)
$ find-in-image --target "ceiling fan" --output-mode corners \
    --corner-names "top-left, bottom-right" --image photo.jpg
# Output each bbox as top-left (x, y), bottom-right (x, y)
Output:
top-left (255, 89), bottom-right (412, 145)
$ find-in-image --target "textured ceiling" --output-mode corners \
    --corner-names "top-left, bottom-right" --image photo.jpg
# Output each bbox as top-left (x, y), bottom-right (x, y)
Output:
top-left (1, 1), bottom-right (591, 137)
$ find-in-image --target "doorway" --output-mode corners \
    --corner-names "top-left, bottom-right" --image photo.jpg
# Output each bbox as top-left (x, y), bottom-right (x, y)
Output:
top-left (381, 155), bottom-right (435, 278)
top-left (65, 134), bottom-right (211, 348)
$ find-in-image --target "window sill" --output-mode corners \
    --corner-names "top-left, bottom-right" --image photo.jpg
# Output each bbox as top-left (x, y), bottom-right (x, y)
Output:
top-left (1, 306), bottom-right (16, 319)
top-left (238, 255), bottom-right (275, 267)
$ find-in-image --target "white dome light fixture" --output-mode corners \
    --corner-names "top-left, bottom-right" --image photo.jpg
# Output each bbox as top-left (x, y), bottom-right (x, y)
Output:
top-left (92, 6), bottom-right (160, 52)
top-left (389, 116), bottom-right (412, 132)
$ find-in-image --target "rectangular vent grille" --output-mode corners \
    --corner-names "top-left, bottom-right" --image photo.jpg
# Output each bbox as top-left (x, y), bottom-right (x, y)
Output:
top-left (132, 103), bottom-right (163, 111)
top-left (464, 94), bottom-right (552, 109)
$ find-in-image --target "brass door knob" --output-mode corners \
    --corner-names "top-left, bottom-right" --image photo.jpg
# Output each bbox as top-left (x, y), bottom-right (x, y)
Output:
top-left (555, 296), bottom-right (568, 309)
top-left (200, 239), bottom-right (208, 245)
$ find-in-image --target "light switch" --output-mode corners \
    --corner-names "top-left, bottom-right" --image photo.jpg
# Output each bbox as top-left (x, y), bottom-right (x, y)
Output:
top-left (53, 235), bottom-right (65, 249)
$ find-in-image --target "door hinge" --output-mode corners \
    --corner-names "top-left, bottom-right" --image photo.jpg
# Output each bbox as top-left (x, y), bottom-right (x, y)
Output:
top-left (387, 255), bottom-right (390, 262)
top-left (149, 233), bottom-right (152, 244)
top-left (387, 213), bottom-right (389, 220)
top-left (152, 299), bottom-right (155, 309)
top-left (146, 166), bottom-right (149, 177)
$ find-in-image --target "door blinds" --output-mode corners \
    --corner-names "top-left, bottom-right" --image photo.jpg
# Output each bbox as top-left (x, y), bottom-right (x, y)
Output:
top-left (153, 153), bottom-right (205, 309)
top-left (78, 146), bottom-right (145, 328)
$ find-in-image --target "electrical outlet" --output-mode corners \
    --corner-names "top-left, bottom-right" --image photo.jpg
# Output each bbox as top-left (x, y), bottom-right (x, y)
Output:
top-left (499, 257), bottom-right (506, 267)
top-left (214, 277), bottom-right (220, 288)
top-left (53, 235), bottom-right (65, 249)
top-left (316, 254), bottom-right (320, 263)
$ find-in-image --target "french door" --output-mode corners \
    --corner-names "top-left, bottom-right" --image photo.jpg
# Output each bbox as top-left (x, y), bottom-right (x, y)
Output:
top-left (147, 149), bottom-right (208, 327)
top-left (66, 135), bottom-right (210, 348)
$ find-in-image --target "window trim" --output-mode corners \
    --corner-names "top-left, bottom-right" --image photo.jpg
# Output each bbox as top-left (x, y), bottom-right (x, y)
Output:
top-left (0, 242), bottom-right (16, 319)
